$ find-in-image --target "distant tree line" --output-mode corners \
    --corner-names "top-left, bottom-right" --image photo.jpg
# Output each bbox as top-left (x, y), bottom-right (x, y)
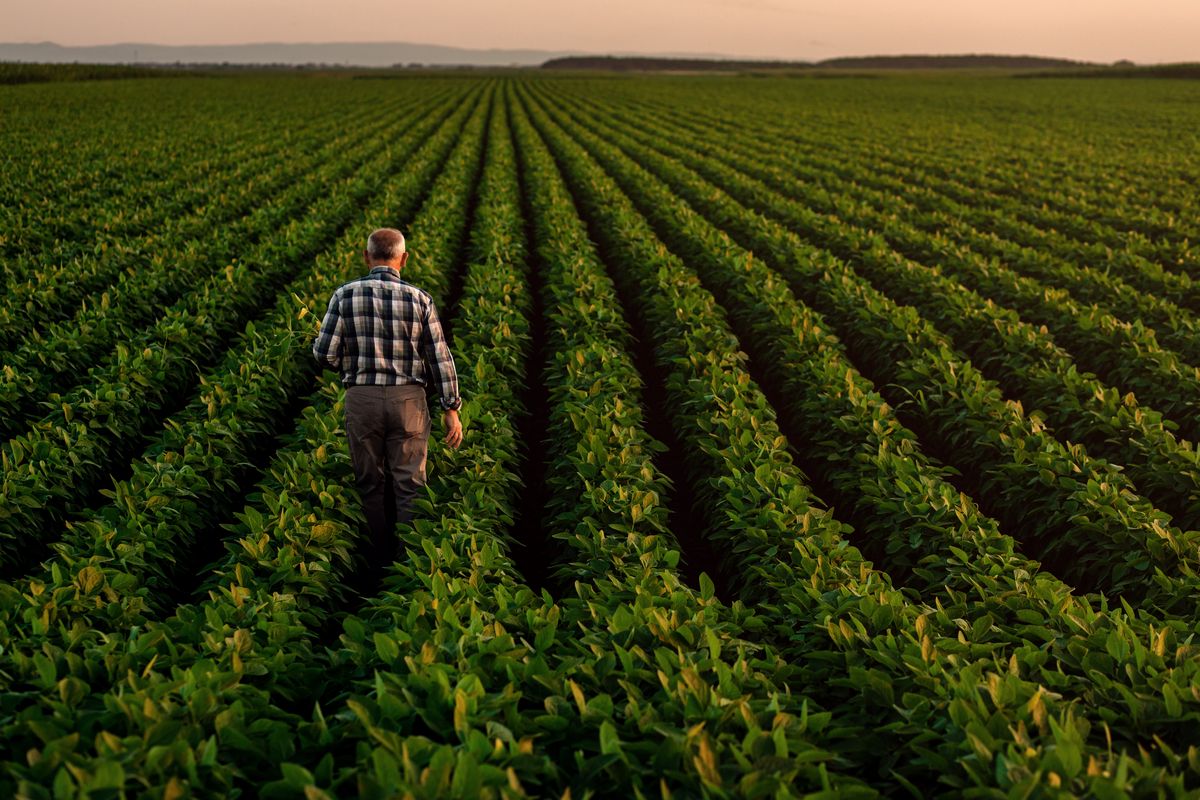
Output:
top-left (1021, 62), bottom-right (1200, 80)
top-left (0, 62), bottom-right (202, 85)
top-left (0, 61), bottom-right (532, 85)
top-left (541, 54), bottom-right (1094, 72)
top-left (817, 54), bottom-right (1089, 69)
top-left (540, 56), bottom-right (811, 72)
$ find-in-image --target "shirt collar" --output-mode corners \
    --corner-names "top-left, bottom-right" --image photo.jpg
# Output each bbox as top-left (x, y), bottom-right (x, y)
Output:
top-left (368, 265), bottom-right (403, 279)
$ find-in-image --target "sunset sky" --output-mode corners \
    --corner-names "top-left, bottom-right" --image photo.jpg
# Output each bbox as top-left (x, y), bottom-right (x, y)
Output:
top-left (3, 0), bottom-right (1196, 64)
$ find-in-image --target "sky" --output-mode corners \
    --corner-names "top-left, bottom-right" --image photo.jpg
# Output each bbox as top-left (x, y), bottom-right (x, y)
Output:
top-left (2, 0), bottom-right (1197, 64)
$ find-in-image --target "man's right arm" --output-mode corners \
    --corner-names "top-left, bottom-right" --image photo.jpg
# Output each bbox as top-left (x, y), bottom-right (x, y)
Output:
top-left (418, 298), bottom-right (461, 412)
top-left (312, 290), bottom-right (344, 372)
top-left (418, 298), bottom-right (463, 449)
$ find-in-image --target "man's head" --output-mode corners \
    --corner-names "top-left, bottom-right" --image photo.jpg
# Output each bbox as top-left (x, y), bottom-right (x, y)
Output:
top-left (365, 228), bottom-right (408, 270)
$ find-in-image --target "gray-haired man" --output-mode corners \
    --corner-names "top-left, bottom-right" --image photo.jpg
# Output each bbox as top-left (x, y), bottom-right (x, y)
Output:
top-left (313, 228), bottom-right (463, 565)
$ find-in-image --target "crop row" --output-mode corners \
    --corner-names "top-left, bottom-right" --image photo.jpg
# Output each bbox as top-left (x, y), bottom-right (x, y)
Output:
top-left (0, 80), bottom-right (479, 683)
top-left (716, 108), bottom-right (1200, 360)
top-left (616, 90), bottom-right (1200, 357)
top-left (634, 92), bottom-right (1200, 534)
top-left (792, 139), bottom-right (1200, 320)
top-left (0, 80), bottom-right (247, 261)
top-left (0, 85), bottom-right (476, 572)
top-left (571, 86), bottom-right (1200, 426)
top-left (541, 85), bottom-right (1200, 603)
top-left (0, 89), bottom-right (440, 440)
top-left (503, 89), bottom-right (866, 795)
top-left (524, 82), bottom-right (1200, 793)
top-left (270, 86), bottom-right (873, 798)
top-left (0, 84), bottom-right (795, 798)
top-left (0, 78), bottom-right (426, 268)
top-left (0, 88), bottom-right (385, 350)
top-left (290, 86), bottom-right (562, 797)
top-left (0, 82), bottom-right (493, 797)
top-left (554, 90), bottom-right (1200, 543)
top-left (622, 78), bottom-right (1200, 256)
top-left (741, 91), bottom-right (1194, 271)
top-left (717, 145), bottom-right (1200, 532)
top-left (296, 84), bottom-right (872, 798)
top-left (535, 90), bottom-right (1020, 596)
top-left (4, 74), bottom-right (1197, 797)
top-left (524, 81), bottom-right (992, 793)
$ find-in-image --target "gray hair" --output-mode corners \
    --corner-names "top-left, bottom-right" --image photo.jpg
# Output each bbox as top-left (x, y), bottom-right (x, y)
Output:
top-left (366, 228), bottom-right (406, 261)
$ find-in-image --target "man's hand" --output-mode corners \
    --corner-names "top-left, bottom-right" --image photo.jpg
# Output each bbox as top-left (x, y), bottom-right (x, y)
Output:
top-left (443, 409), bottom-right (464, 450)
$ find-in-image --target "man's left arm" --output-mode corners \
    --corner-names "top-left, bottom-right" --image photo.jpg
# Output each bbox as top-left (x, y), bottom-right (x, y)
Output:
top-left (420, 300), bottom-right (463, 449)
top-left (312, 290), bottom-right (344, 373)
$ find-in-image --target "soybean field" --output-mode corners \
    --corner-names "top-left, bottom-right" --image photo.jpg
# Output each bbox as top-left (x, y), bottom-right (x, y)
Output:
top-left (2, 72), bottom-right (1200, 797)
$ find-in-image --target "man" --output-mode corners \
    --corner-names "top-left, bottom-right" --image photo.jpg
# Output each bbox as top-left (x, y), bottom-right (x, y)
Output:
top-left (312, 228), bottom-right (463, 566)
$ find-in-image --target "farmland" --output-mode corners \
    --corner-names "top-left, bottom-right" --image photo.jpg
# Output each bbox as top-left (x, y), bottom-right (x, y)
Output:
top-left (1, 71), bottom-right (1199, 797)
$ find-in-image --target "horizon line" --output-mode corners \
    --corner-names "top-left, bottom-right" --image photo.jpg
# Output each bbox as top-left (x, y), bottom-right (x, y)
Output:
top-left (1, 40), bottom-right (1138, 66)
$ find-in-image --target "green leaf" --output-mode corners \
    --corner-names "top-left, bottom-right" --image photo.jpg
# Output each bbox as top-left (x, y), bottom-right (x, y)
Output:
top-left (373, 632), bottom-right (400, 664)
top-left (1163, 683), bottom-right (1182, 717)
top-left (33, 653), bottom-right (56, 687)
top-left (90, 761), bottom-right (125, 790)
top-left (706, 627), bottom-right (721, 661)
top-left (599, 721), bottom-right (622, 755)
top-left (609, 605), bottom-right (633, 633)
top-left (280, 763), bottom-right (315, 787)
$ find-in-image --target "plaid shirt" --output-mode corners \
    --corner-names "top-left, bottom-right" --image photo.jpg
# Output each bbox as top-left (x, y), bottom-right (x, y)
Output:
top-left (312, 266), bottom-right (461, 410)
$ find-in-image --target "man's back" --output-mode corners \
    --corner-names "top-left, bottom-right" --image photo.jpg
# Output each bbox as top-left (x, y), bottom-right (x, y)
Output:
top-left (313, 265), bottom-right (459, 407)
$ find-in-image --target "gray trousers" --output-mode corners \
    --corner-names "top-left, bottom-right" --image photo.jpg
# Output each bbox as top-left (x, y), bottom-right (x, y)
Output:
top-left (344, 384), bottom-right (430, 559)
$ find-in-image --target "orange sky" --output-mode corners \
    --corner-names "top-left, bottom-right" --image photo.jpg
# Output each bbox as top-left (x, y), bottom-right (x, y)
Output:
top-left (3, 0), bottom-right (1196, 63)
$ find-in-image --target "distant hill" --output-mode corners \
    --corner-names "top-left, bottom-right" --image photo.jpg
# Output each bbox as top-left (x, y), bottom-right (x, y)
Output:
top-left (543, 54), bottom-right (1094, 71)
top-left (0, 41), bottom-right (575, 67)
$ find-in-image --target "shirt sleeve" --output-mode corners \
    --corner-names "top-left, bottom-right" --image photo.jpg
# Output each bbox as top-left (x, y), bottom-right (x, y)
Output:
top-left (419, 298), bottom-right (461, 411)
top-left (312, 290), bottom-right (344, 371)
